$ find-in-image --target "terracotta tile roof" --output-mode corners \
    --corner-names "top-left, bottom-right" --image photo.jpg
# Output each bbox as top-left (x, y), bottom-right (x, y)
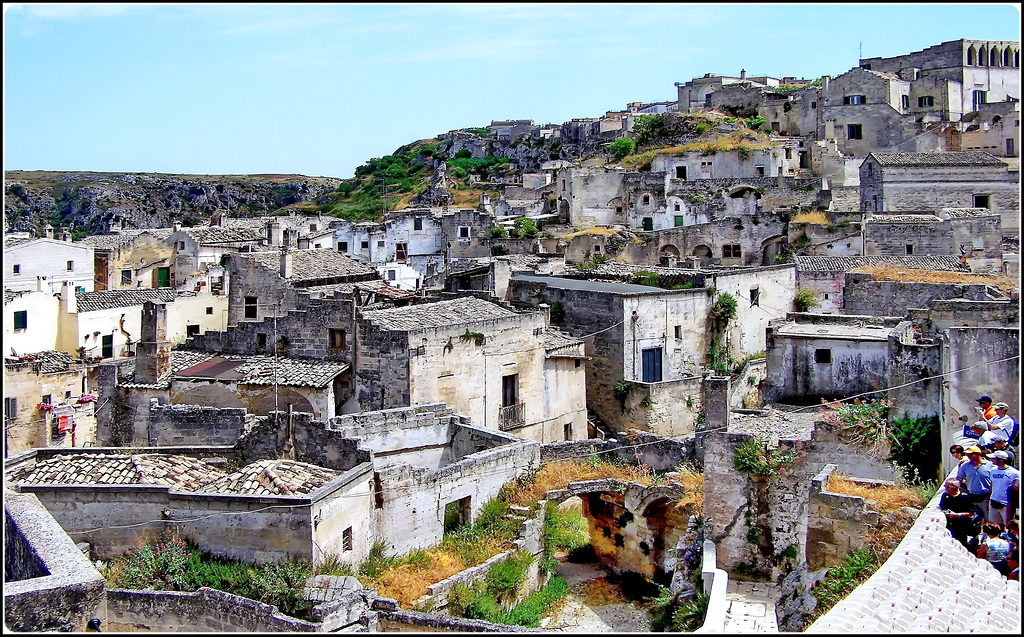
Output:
top-left (360, 296), bottom-right (516, 331)
top-left (544, 329), bottom-right (586, 358)
top-left (237, 249), bottom-right (376, 282)
top-left (7, 453), bottom-right (224, 492)
top-left (198, 459), bottom-right (341, 496)
top-left (4, 349), bottom-right (82, 374)
top-left (119, 350), bottom-right (348, 388)
top-left (869, 151), bottom-right (1006, 167)
top-left (77, 229), bottom-right (173, 251)
top-left (795, 256), bottom-right (970, 273)
top-left (74, 289), bottom-right (192, 313)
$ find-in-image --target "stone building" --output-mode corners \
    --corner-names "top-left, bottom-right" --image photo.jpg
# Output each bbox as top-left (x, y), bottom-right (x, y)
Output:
top-left (226, 248), bottom-right (379, 327)
top-left (858, 151), bottom-right (1018, 236)
top-left (5, 287), bottom-right (61, 356)
top-left (4, 234), bottom-right (95, 294)
top-left (77, 228), bottom-right (175, 291)
top-left (3, 350), bottom-right (97, 457)
top-left (355, 296), bottom-right (588, 443)
top-left (862, 208), bottom-right (1004, 271)
top-left (675, 71), bottom-right (785, 113)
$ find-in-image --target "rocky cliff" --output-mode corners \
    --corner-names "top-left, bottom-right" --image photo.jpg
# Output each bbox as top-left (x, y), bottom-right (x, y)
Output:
top-left (4, 171), bottom-right (342, 237)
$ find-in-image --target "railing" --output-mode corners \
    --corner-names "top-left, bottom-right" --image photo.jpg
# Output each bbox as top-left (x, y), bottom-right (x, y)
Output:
top-left (498, 403), bottom-right (526, 431)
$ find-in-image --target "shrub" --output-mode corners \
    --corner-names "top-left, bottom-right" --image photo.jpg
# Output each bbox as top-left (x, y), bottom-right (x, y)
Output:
top-left (503, 576), bottom-right (568, 627)
top-left (633, 114), bottom-right (665, 145)
top-left (811, 549), bottom-right (878, 620)
top-left (549, 301), bottom-right (566, 324)
top-left (491, 226), bottom-right (509, 238)
top-left (486, 551), bottom-right (533, 596)
top-left (512, 217), bottom-right (538, 238)
top-left (888, 414), bottom-right (942, 484)
top-left (733, 437), bottom-right (802, 476)
top-left (793, 288), bottom-right (819, 312)
top-left (745, 115), bottom-right (766, 131)
top-left (709, 292), bottom-right (738, 326)
top-left (544, 502), bottom-right (589, 552)
top-left (450, 167), bottom-right (468, 180)
top-left (610, 137), bottom-right (636, 160)
top-left (454, 148), bottom-right (473, 159)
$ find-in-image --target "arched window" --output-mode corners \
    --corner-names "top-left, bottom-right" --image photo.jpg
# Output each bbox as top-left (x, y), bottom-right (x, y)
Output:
top-left (1004, 48), bottom-right (1011, 66)
top-left (1016, 49), bottom-right (1020, 67)
top-left (967, 47), bottom-right (975, 66)
top-left (991, 47), bottom-right (999, 66)
top-left (980, 46), bottom-right (988, 66)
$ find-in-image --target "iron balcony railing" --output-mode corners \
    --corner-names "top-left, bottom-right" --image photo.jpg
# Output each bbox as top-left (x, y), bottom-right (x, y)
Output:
top-left (498, 402), bottom-right (526, 431)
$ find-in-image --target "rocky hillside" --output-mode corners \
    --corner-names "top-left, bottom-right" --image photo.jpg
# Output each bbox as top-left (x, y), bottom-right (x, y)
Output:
top-left (4, 171), bottom-right (342, 238)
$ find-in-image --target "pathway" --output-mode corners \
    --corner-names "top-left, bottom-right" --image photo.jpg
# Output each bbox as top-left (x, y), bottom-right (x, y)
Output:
top-left (723, 579), bottom-right (782, 633)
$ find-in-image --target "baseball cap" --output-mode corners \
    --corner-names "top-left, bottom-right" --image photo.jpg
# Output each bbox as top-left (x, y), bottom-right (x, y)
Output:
top-left (977, 396), bottom-right (993, 403)
top-left (964, 446), bottom-right (983, 454)
top-left (994, 402), bottom-right (1009, 409)
top-left (987, 450), bottom-right (1009, 461)
top-left (979, 430), bottom-right (1009, 447)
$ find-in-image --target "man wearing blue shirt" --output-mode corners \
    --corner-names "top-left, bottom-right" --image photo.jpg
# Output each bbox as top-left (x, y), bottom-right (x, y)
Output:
top-left (957, 445), bottom-right (995, 522)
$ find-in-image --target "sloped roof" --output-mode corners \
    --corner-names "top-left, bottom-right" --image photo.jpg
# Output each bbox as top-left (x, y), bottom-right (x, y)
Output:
top-left (868, 151), bottom-right (1005, 167)
top-left (77, 229), bottom-right (173, 250)
top-left (868, 214), bottom-right (943, 223)
top-left (119, 350), bottom-right (348, 389)
top-left (182, 225), bottom-right (266, 245)
top-left (7, 453), bottom-right (224, 492)
top-left (237, 249), bottom-right (376, 282)
top-left (544, 329), bottom-right (586, 358)
top-left (3, 350), bottom-right (83, 374)
top-left (795, 256), bottom-right (970, 273)
top-left (74, 288), bottom-right (190, 313)
top-left (199, 459), bottom-right (341, 496)
top-left (943, 208), bottom-right (1000, 219)
top-left (360, 296), bottom-right (516, 331)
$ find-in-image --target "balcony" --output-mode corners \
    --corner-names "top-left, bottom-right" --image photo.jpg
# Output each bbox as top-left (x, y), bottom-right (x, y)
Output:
top-left (498, 402), bottom-right (526, 431)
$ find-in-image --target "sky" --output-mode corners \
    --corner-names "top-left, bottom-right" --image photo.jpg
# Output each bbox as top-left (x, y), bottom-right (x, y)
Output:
top-left (3, 3), bottom-right (1021, 179)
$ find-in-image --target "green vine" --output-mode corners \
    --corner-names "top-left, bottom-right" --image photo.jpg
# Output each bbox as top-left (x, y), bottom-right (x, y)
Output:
top-left (460, 330), bottom-right (485, 346)
top-left (443, 337), bottom-right (454, 354)
top-left (733, 437), bottom-right (804, 477)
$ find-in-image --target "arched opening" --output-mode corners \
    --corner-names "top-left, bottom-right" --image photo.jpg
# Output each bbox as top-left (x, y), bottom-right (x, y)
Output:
top-left (980, 45), bottom-right (989, 66)
top-left (967, 46), bottom-right (976, 66)
top-left (1003, 47), bottom-right (1011, 66)
top-left (761, 235), bottom-right (785, 265)
top-left (557, 198), bottom-right (570, 222)
top-left (990, 47), bottom-right (999, 67)
top-left (256, 387), bottom-right (316, 418)
top-left (172, 384), bottom-right (246, 410)
top-left (692, 244), bottom-right (712, 258)
top-left (659, 244), bottom-right (681, 267)
top-left (1015, 49), bottom-right (1020, 68)
top-left (728, 185), bottom-right (761, 200)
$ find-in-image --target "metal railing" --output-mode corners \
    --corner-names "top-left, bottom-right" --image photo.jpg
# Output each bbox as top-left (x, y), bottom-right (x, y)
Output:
top-left (498, 402), bottom-right (526, 430)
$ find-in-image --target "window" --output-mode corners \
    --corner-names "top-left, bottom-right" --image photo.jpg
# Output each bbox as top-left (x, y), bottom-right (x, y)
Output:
top-left (388, 270), bottom-right (396, 281)
top-left (564, 423), bottom-right (573, 441)
top-left (186, 324), bottom-right (200, 337)
top-left (593, 245), bottom-right (602, 253)
top-left (309, 224), bottom-right (317, 231)
top-left (414, 218), bottom-right (423, 231)
top-left (339, 241), bottom-right (348, 252)
top-left (13, 311), bottom-right (27, 330)
top-left (616, 206), bottom-right (623, 214)
top-left (905, 244), bottom-right (914, 255)
top-left (643, 195), bottom-right (651, 205)
top-left (360, 240), bottom-right (369, 250)
top-left (178, 241), bottom-right (186, 250)
top-left (444, 496), bottom-right (472, 533)
top-left (843, 95), bottom-right (865, 105)
top-left (674, 202), bottom-right (681, 212)
top-left (641, 348), bottom-right (663, 383)
top-left (206, 306), bottom-right (214, 315)
top-left (458, 226), bottom-right (471, 239)
top-left (642, 218), bottom-right (653, 231)
top-left (674, 325), bottom-right (682, 339)
top-left (847, 124), bottom-right (863, 140)
top-left (329, 329), bottom-right (346, 350)
top-left (755, 165), bottom-right (765, 176)
top-left (750, 288), bottom-right (760, 307)
top-left (66, 260), bottom-right (74, 271)
top-left (823, 293), bottom-right (830, 300)
top-left (785, 148), bottom-right (792, 159)
top-left (244, 296), bottom-right (258, 319)
top-left (722, 244), bottom-right (741, 258)
top-left (4, 397), bottom-right (16, 421)
top-left (12, 264), bottom-right (20, 275)
top-left (121, 269), bottom-right (132, 285)
top-left (41, 394), bottom-right (52, 406)
top-left (973, 195), bottom-right (990, 209)
top-left (868, 163), bottom-right (873, 176)
top-left (501, 374), bottom-right (519, 407)
top-left (815, 349), bottom-right (832, 364)
top-left (377, 240), bottom-right (385, 249)
top-left (257, 333), bottom-right (267, 348)
top-left (156, 267), bottom-right (171, 288)
top-left (342, 527), bottom-right (353, 551)
top-left (973, 90), bottom-right (987, 110)
top-left (918, 96), bottom-right (934, 107)
top-left (901, 95), bottom-right (910, 109)
top-left (675, 166), bottom-right (687, 180)
top-left (101, 335), bottom-right (113, 359)
top-left (395, 243), bottom-right (408, 262)
top-left (675, 216), bottom-right (684, 227)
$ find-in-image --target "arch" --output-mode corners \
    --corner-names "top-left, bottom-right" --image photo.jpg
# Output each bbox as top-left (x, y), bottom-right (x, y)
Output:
top-left (557, 198), bottom-right (570, 220)
top-left (967, 46), bottom-right (976, 66)
top-left (728, 184), bottom-right (761, 199)
top-left (1003, 47), bottom-right (1011, 66)
top-left (990, 47), bottom-right (999, 67)
top-left (692, 244), bottom-right (712, 258)
top-left (660, 244), bottom-right (681, 259)
top-left (760, 235), bottom-right (786, 266)
top-left (1015, 49), bottom-right (1019, 68)
top-left (171, 383), bottom-right (246, 409)
top-left (659, 244), bottom-right (681, 267)
top-left (255, 387), bottom-right (315, 417)
top-left (980, 45), bottom-right (988, 66)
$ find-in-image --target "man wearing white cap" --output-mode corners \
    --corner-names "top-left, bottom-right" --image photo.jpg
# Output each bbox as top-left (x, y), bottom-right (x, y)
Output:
top-left (988, 402), bottom-right (1018, 442)
top-left (988, 450), bottom-right (1019, 527)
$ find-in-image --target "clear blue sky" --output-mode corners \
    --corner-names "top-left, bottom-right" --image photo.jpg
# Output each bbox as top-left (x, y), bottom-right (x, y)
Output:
top-left (3, 3), bottom-right (1020, 179)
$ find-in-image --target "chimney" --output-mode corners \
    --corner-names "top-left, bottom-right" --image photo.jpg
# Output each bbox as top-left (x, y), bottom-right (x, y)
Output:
top-left (60, 281), bottom-right (77, 314)
top-left (173, 221), bottom-right (181, 233)
top-left (135, 300), bottom-right (171, 384)
top-left (267, 220), bottom-right (282, 247)
top-left (740, 69), bottom-right (746, 80)
top-left (43, 223), bottom-right (54, 239)
top-left (59, 227), bottom-right (71, 242)
top-left (280, 247), bottom-right (292, 278)
top-left (822, 76), bottom-right (829, 93)
top-left (211, 210), bottom-right (223, 227)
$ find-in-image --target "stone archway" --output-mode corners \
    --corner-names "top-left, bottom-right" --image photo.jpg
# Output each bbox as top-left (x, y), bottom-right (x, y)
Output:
top-left (692, 244), bottom-right (712, 257)
top-left (760, 235), bottom-right (785, 266)
top-left (660, 244), bottom-right (681, 267)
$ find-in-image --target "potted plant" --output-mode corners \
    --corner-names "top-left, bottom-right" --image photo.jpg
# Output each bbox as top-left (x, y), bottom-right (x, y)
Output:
top-left (77, 393), bottom-right (98, 404)
top-left (36, 402), bottom-right (55, 412)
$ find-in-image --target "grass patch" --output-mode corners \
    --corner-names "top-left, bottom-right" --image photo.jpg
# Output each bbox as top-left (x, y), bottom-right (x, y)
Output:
top-left (791, 211), bottom-right (830, 224)
top-left (505, 459), bottom-right (656, 507)
top-left (544, 501), bottom-right (590, 552)
top-left (825, 474), bottom-right (923, 513)
top-left (807, 549), bottom-right (878, 623)
top-left (448, 576), bottom-right (570, 627)
top-left (850, 264), bottom-right (1017, 296)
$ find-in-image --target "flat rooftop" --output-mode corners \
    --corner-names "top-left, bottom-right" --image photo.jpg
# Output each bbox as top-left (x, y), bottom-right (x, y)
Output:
top-left (512, 274), bottom-right (668, 295)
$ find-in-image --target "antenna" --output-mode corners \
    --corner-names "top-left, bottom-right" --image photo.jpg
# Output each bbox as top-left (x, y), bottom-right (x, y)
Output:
top-left (859, 41), bottom-right (863, 60)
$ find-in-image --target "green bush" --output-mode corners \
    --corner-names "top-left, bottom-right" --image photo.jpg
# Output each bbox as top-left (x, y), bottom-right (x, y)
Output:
top-left (486, 551), bottom-right (533, 596)
top-left (888, 414), bottom-right (941, 483)
top-left (745, 115), bottom-right (766, 131)
top-left (794, 288), bottom-right (819, 312)
top-left (709, 292), bottom-right (738, 326)
top-left (454, 148), bottom-right (473, 159)
top-left (450, 167), bottom-right (468, 180)
top-left (511, 217), bottom-right (538, 238)
top-left (634, 114), bottom-right (665, 146)
top-left (358, 540), bottom-right (398, 580)
top-left (503, 576), bottom-right (568, 627)
top-left (811, 549), bottom-right (878, 620)
top-left (491, 226), bottom-right (509, 238)
top-left (610, 137), bottom-right (636, 160)
top-left (544, 502), bottom-right (589, 552)
top-left (549, 301), bottom-right (566, 324)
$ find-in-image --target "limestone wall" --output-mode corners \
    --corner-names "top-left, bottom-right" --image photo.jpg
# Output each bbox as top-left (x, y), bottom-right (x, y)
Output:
top-left (805, 465), bottom-right (879, 570)
top-left (843, 274), bottom-right (993, 317)
top-left (105, 588), bottom-right (318, 632)
top-left (147, 400), bottom-right (249, 446)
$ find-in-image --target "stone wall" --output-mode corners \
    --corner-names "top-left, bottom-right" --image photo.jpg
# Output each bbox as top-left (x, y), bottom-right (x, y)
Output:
top-left (237, 410), bottom-right (371, 471)
top-left (4, 491), bottom-right (107, 632)
top-left (105, 588), bottom-right (319, 632)
top-left (539, 430), bottom-right (696, 471)
top-left (843, 273), bottom-right (993, 317)
top-left (805, 465), bottom-right (879, 570)
top-left (147, 400), bottom-right (250, 446)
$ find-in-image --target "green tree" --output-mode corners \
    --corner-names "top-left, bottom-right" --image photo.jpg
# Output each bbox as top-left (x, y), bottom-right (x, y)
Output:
top-left (609, 137), bottom-right (636, 160)
top-left (633, 114), bottom-right (665, 145)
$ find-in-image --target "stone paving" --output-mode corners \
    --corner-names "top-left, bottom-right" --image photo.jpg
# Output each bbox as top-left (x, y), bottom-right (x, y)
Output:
top-left (724, 579), bottom-right (782, 633)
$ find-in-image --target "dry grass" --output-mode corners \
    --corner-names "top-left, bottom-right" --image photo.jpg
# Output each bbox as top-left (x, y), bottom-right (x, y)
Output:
top-left (670, 467), bottom-right (704, 512)
top-left (851, 264), bottom-right (1018, 296)
top-left (791, 211), bottom-right (831, 224)
top-left (583, 577), bottom-right (630, 606)
top-left (826, 473), bottom-right (923, 512)
top-left (506, 460), bottom-right (655, 507)
top-left (366, 551), bottom-right (468, 607)
top-left (562, 226), bottom-right (625, 240)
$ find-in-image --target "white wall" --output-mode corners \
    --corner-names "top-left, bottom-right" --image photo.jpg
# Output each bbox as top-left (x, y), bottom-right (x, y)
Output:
top-left (4, 290), bottom-right (60, 355)
top-left (4, 240), bottom-right (95, 293)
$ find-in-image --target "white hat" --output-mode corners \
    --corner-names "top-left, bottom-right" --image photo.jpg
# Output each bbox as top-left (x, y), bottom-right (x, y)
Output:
top-left (979, 430), bottom-right (1009, 447)
top-left (987, 450), bottom-right (1009, 461)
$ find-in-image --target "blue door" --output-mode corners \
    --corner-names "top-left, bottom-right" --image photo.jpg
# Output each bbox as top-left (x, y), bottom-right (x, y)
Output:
top-left (642, 348), bottom-right (662, 383)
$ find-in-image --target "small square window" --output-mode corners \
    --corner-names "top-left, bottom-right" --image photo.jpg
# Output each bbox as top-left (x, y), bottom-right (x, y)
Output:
top-left (377, 240), bottom-right (385, 248)
top-left (918, 96), bottom-right (934, 108)
top-left (815, 349), bottom-right (832, 364)
top-left (594, 245), bottom-right (602, 252)
top-left (186, 324), bottom-right (200, 337)
top-left (206, 306), bottom-right (214, 315)
top-left (723, 244), bottom-right (741, 258)
top-left (361, 241), bottom-right (369, 250)
top-left (750, 288), bottom-right (759, 307)
top-left (66, 261), bottom-right (74, 271)
top-left (459, 226), bottom-right (471, 238)
top-left (244, 296), bottom-right (258, 320)
top-left (847, 124), bottom-right (863, 140)
top-left (388, 270), bottom-right (396, 280)
top-left (905, 244), bottom-right (914, 255)
top-left (616, 206), bottom-right (623, 214)
top-left (414, 218), bottom-right (423, 231)
top-left (178, 241), bottom-right (186, 250)
top-left (329, 329), bottom-right (347, 350)
top-left (257, 333), bottom-right (267, 348)
top-left (121, 269), bottom-right (133, 285)
top-left (674, 203), bottom-right (681, 211)
top-left (643, 195), bottom-right (651, 205)
top-left (339, 241), bottom-right (349, 252)
top-left (755, 166), bottom-right (765, 176)
top-left (310, 224), bottom-right (317, 231)
top-left (13, 311), bottom-right (27, 331)
top-left (674, 325), bottom-right (682, 339)
top-left (823, 293), bottom-right (830, 300)
top-left (13, 264), bottom-right (20, 274)
top-left (973, 195), bottom-right (990, 209)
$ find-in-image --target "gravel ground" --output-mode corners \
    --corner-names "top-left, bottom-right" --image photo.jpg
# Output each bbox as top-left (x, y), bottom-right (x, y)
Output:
top-left (543, 561), bottom-right (652, 633)
top-left (728, 405), bottom-right (818, 444)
